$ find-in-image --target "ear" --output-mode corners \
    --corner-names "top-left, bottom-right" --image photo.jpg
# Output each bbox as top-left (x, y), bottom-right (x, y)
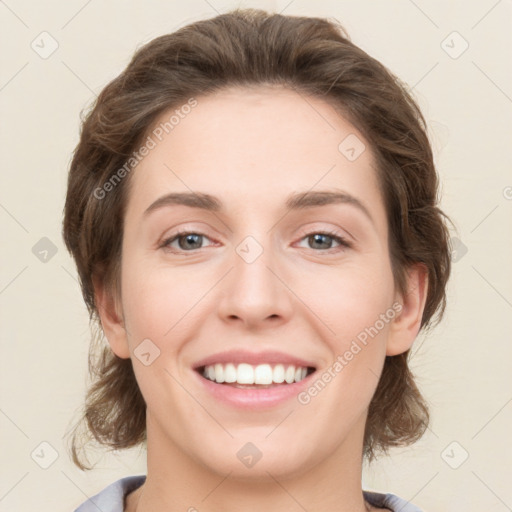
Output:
top-left (386, 264), bottom-right (429, 356)
top-left (92, 275), bottom-right (131, 359)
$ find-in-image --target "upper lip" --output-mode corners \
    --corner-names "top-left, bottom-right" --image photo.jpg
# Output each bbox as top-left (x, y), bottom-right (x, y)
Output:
top-left (193, 350), bottom-right (317, 370)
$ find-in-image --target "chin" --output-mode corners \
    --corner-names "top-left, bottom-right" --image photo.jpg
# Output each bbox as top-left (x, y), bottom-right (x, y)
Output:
top-left (186, 430), bottom-right (320, 482)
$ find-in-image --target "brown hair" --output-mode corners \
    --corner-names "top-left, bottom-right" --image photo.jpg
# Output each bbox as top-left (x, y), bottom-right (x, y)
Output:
top-left (63, 8), bottom-right (451, 469)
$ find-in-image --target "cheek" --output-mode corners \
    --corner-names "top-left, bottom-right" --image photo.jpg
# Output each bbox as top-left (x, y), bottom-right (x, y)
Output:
top-left (297, 259), bottom-right (396, 344)
top-left (120, 260), bottom-right (210, 345)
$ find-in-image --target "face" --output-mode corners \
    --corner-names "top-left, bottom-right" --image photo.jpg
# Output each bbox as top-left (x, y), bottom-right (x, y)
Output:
top-left (103, 86), bottom-right (419, 480)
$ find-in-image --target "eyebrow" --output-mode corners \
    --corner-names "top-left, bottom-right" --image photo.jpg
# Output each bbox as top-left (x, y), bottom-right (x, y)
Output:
top-left (143, 190), bottom-right (374, 224)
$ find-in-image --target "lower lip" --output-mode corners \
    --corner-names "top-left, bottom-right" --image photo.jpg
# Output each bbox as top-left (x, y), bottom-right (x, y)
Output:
top-left (194, 370), bottom-right (315, 410)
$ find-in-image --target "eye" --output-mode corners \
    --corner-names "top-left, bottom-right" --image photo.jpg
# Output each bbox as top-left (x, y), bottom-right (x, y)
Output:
top-left (297, 230), bottom-right (351, 251)
top-left (160, 229), bottom-right (351, 253)
top-left (160, 231), bottom-right (214, 252)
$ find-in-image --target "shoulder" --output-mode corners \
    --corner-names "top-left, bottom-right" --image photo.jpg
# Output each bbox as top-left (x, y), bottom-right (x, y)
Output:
top-left (73, 479), bottom-right (421, 512)
top-left (363, 489), bottom-right (424, 512)
top-left (73, 475), bottom-right (146, 512)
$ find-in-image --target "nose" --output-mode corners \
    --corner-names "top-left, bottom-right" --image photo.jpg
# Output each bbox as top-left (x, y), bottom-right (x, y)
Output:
top-left (216, 236), bottom-right (294, 331)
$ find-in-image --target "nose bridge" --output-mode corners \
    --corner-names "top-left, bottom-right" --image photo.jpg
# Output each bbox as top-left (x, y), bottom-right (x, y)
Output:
top-left (217, 228), bottom-right (292, 325)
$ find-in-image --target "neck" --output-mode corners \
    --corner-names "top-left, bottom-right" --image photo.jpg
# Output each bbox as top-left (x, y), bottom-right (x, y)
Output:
top-left (129, 412), bottom-right (374, 512)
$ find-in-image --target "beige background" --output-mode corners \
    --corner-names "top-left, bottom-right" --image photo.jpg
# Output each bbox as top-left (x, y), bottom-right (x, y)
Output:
top-left (1, 0), bottom-right (511, 511)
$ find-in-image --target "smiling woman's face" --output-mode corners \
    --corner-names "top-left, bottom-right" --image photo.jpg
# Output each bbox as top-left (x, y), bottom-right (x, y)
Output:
top-left (98, 85), bottom-right (424, 480)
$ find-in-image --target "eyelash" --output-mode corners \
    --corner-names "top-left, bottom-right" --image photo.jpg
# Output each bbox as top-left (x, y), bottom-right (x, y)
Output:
top-left (159, 229), bottom-right (352, 253)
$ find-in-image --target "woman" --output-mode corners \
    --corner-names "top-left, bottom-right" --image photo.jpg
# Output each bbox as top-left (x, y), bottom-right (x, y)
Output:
top-left (63, 8), bottom-right (451, 512)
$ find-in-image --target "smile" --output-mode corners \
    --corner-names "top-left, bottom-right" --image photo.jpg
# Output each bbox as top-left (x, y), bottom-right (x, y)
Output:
top-left (200, 363), bottom-right (315, 387)
top-left (192, 350), bottom-right (318, 409)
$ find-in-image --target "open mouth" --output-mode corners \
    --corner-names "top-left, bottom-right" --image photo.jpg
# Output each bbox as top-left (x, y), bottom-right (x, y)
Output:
top-left (196, 363), bottom-right (316, 389)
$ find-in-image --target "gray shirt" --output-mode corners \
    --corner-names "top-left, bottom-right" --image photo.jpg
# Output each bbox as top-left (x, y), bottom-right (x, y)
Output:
top-left (74, 475), bottom-right (424, 511)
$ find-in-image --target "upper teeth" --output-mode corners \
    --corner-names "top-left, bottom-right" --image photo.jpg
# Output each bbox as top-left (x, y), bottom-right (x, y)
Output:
top-left (202, 363), bottom-right (309, 385)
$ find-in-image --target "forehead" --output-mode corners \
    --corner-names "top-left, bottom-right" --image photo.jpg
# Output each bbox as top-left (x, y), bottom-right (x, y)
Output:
top-left (125, 85), bottom-right (385, 226)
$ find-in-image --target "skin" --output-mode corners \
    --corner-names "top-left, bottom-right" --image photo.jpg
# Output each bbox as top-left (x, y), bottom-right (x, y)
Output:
top-left (95, 85), bottom-right (427, 512)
